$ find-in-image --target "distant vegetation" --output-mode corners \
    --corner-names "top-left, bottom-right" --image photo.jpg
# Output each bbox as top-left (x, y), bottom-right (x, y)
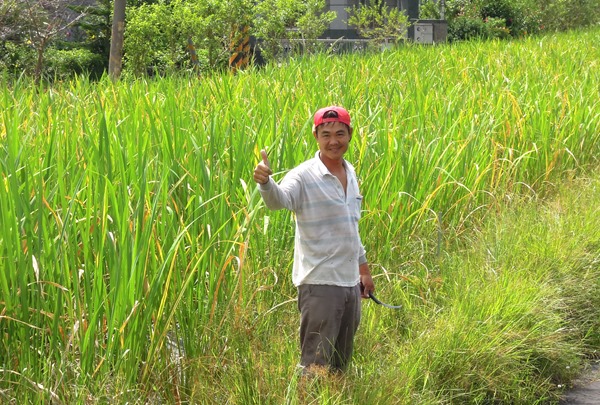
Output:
top-left (1, 0), bottom-right (599, 81)
top-left (422, 0), bottom-right (600, 41)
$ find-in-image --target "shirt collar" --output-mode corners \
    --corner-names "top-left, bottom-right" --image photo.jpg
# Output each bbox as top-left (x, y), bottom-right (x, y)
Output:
top-left (313, 150), bottom-right (348, 177)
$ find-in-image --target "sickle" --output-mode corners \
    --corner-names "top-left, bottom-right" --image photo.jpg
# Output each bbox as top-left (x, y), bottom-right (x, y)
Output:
top-left (368, 292), bottom-right (402, 309)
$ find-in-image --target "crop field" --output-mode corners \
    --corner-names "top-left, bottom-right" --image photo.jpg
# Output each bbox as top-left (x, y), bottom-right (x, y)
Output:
top-left (1, 28), bottom-right (599, 403)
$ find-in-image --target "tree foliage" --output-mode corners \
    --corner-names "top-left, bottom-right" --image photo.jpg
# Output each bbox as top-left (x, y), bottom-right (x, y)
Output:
top-left (347, 0), bottom-right (410, 46)
top-left (0, 0), bottom-right (26, 41)
top-left (252, 0), bottom-right (335, 59)
top-left (441, 0), bottom-right (600, 41)
top-left (69, 0), bottom-right (111, 78)
top-left (0, 0), bottom-right (86, 82)
top-left (124, 0), bottom-right (334, 76)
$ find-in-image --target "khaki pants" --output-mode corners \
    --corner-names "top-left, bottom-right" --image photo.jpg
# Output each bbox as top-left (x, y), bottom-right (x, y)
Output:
top-left (297, 284), bottom-right (361, 372)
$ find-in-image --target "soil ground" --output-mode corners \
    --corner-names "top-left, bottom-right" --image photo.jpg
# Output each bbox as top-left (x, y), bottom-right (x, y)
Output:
top-left (560, 360), bottom-right (600, 405)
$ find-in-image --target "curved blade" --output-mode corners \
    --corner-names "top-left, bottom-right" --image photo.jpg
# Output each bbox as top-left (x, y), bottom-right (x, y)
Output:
top-left (368, 292), bottom-right (402, 309)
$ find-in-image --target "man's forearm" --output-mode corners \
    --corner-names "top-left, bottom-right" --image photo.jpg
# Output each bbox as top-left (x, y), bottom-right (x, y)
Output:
top-left (258, 178), bottom-right (291, 210)
top-left (359, 262), bottom-right (371, 276)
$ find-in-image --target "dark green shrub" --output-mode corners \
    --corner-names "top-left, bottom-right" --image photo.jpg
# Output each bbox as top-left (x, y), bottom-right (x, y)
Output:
top-left (484, 17), bottom-right (511, 39)
top-left (0, 41), bottom-right (35, 77)
top-left (447, 15), bottom-right (514, 41)
top-left (70, 0), bottom-right (111, 77)
top-left (479, 0), bottom-right (539, 37)
top-left (534, 0), bottom-right (600, 31)
top-left (447, 15), bottom-right (487, 41)
top-left (479, 0), bottom-right (515, 26)
top-left (45, 48), bottom-right (105, 81)
top-left (445, 0), bottom-right (600, 39)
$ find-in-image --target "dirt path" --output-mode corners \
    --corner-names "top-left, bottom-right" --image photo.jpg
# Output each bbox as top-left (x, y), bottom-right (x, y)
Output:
top-left (560, 360), bottom-right (600, 405)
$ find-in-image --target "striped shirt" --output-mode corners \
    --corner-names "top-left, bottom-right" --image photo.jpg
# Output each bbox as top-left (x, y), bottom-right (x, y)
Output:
top-left (259, 151), bottom-right (366, 287)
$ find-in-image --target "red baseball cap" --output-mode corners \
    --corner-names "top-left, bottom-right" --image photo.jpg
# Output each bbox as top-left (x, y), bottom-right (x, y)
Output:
top-left (313, 106), bottom-right (351, 128)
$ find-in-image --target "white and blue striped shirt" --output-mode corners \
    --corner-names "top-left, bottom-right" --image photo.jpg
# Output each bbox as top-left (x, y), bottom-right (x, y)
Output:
top-left (259, 151), bottom-right (367, 287)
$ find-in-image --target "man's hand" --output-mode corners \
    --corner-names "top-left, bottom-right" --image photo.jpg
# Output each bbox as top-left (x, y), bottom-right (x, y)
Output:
top-left (359, 263), bottom-right (375, 299)
top-left (253, 149), bottom-right (273, 185)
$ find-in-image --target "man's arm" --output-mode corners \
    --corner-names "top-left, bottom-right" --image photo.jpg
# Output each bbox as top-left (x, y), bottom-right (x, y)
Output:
top-left (253, 149), bottom-right (296, 211)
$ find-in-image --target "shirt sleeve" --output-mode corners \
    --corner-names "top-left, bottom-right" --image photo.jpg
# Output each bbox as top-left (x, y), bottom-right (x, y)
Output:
top-left (357, 228), bottom-right (367, 264)
top-left (258, 171), bottom-right (302, 211)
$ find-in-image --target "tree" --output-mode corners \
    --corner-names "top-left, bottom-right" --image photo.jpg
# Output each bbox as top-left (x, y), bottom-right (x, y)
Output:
top-left (109, 0), bottom-right (126, 79)
top-left (12, 0), bottom-right (87, 83)
top-left (348, 0), bottom-right (410, 46)
top-left (252, 0), bottom-right (304, 61)
top-left (293, 0), bottom-right (336, 54)
top-left (0, 0), bottom-right (25, 41)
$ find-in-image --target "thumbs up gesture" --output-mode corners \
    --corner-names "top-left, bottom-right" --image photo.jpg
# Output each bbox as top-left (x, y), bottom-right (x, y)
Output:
top-left (253, 149), bottom-right (273, 185)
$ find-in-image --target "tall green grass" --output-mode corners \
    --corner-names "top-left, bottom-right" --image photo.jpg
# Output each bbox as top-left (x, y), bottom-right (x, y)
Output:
top-left (1, 28), bottom-right (599, 402)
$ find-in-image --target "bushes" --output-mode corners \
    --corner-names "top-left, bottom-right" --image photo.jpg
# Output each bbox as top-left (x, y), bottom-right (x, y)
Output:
top-left (45, 47), bottom-right (105, 81)
top-left (479, 0), bottom-right (516, 26)
top-left (444, 0), bottom-right (600, 41)
top-left (448, 15), bottom-right (511, 41)
top-left (0, 41), bottom-right (34, 75)
top-left (0, 41), bottom-right (105, 81)
top-left (435, 0), bottom-right (514, 41)
top-left (535, 0), bottom-right (600, 31)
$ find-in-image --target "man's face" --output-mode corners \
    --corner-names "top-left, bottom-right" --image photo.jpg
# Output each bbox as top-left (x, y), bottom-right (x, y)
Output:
top-left (313, 122), bottom-right (352, 162)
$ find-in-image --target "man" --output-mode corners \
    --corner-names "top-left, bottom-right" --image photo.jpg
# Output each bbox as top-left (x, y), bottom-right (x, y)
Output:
top-left (253, 105), bottom-right (375, 373)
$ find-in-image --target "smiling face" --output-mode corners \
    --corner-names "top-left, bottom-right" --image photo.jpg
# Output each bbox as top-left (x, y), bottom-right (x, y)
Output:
top-left (313, 121), bottom-right (352, 163)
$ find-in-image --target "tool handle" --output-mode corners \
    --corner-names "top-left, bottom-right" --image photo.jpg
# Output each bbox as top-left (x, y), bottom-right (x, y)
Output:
top-left (368, 292), bottom-right (403, 309)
